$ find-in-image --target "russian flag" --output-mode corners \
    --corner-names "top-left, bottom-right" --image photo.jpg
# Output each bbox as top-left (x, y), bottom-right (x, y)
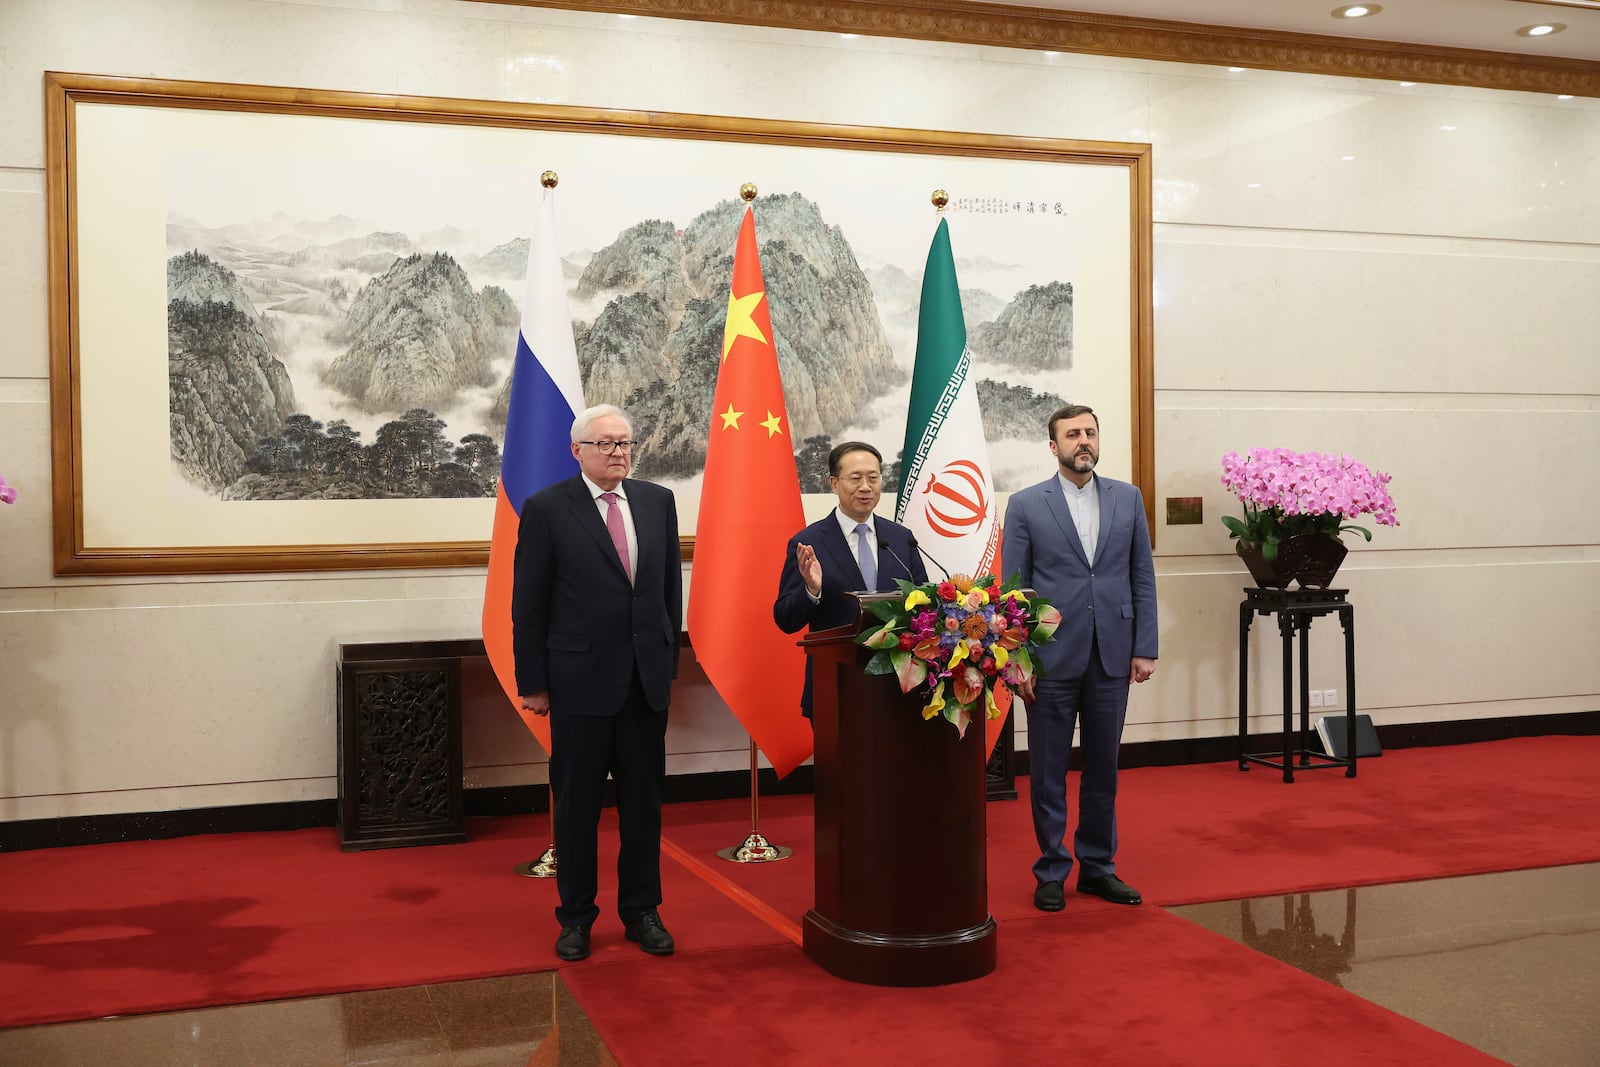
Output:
top-left (482, 183), bottom-right (584, 753)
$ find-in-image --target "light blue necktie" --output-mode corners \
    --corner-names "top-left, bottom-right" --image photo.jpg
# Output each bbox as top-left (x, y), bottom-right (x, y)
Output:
top-left (854, 523), bottom-right (877, 590)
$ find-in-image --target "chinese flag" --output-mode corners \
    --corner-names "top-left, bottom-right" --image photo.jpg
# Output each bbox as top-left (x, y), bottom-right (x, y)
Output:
top-left (687, 205), bottom-right (812, 778)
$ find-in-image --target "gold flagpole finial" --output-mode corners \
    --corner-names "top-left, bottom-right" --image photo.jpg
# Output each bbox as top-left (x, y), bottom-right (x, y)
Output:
top-left (541, 170), bottom-right (559, 189)
top-left (740, 183), bottom-right (758, 203)
top-left (931, 189), bottom-right (949, 213)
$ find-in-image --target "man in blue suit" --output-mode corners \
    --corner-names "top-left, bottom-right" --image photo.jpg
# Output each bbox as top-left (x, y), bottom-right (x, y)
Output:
top-left (513, 404), bottom-right (682, 962)
top-left (773, 442), bottom-right (927, 718)
top-left (1004, 404), bottom-right (1158, 910)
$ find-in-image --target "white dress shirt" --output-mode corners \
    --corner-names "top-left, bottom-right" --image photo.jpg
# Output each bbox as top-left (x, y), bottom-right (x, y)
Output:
top-left (1058, 472), bottom-right (1099, 565)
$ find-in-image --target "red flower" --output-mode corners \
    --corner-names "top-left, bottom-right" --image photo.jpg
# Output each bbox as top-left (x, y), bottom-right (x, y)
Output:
top-left (937, 581), bottom-right (958, 602)
top-left (980, 656), bottom-right (997, 676)
top-left (986, 583), bottom-right (1002, 600)
top-left (898, 632), bottom-right (917, 651)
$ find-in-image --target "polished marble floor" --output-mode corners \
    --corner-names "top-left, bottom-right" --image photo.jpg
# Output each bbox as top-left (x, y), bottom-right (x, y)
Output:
top-left (0, 972), bottom-right (615, 1067)
top-left (4, 863), bottom-right (1596, 1066)
top-left (1170, 862), bottom-right (1600, 1067)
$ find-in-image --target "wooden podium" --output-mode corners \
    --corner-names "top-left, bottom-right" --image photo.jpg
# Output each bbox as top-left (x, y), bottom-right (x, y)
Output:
top-left (800, 593), bottom-right (997, 986)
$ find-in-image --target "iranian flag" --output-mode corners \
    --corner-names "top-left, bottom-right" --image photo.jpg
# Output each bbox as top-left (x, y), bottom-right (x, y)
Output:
top-left (895, 215), bottom-right (1007, 754)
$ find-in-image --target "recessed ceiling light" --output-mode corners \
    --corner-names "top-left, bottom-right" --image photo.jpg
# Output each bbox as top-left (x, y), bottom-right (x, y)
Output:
top-left (617, 12), bottom-right (635, 17)
top-left (841, 33), bottom-right (859, 39)
top-left (1247, 182), bottom-right (1263, 188)
top-left (1341, 155), bottom-right (1356, 161)
top-left (1228, 66), bottom-right (1246, 73)
top-left (1399, 81), bottom-right (1417, 87)
top-left (1517, 23), bottom-right (1566, 37)
top-left (1331, 4), bottom-right (1382, 17)
top-left (1441, 125), bottom-right (1458, 131)
top-left (1558, 94), bottom-right (1575, 100)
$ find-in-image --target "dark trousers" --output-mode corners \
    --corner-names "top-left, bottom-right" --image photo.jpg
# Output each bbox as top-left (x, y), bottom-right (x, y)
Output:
top-left (1025, 633), bottom-right (1131, 885)
top-left (547, 673), bottom-right (668, 929)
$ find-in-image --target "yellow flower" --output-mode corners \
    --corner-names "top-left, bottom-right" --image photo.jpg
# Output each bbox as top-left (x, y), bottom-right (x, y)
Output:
top-left (903, 589), bottom-right (931, 611)
top-left (923, 681), bottom-right (946, 720)
top-left (949, 640), bottom-right (969, 668)
top-left (951, 573), bottom-right (975, 594)
top-left (993, 645), bottom-right (1009, 670)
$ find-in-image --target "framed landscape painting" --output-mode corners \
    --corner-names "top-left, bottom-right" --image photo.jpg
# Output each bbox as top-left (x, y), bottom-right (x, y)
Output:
top-left (45, 72), bottom-right (1152, 575)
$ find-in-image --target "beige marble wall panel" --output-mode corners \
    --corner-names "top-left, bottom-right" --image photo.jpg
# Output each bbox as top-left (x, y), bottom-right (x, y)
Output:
top-left (0, 0), bottom-right (46, 169)
top-left (0, 179), bottom-right (47, 382)
top-left (1156, 402), bottom-right (1600, 555)
top-left (1154, 233), bottom-right (1600, 396)
top-left (0, 392), bottom-right (54, 588)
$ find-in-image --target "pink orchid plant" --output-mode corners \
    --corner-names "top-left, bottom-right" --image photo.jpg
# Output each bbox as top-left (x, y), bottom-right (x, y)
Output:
top-left (1220, 448), bottom-right (1397, 561)
top-left (0, 473), bottom-right (16, 506)
top-left (857, 572), bottom-right (1060, 737)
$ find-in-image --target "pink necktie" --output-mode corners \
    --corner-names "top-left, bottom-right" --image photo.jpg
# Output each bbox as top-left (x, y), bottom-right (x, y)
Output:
top-left (601, 491), bottom-right (632, 582)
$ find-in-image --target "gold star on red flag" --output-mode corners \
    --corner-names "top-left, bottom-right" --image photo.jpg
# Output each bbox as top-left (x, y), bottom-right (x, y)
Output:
top-left (760, 411), bottom-right (784, 438)
top-left (722, 289), bottom-right (767, 361)
top-left (719, 404), bottom-right (744, 430)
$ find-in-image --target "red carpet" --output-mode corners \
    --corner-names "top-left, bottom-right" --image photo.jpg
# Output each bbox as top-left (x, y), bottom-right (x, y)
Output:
top-left (2, 736), bottom-right (1597, 1035)
top-left (562, 910), bottom-right (1504, 1066)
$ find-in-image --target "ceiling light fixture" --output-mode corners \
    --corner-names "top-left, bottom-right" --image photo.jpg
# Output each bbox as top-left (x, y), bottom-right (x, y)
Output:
top-left (1228, 66), bottom-right (1245, 72)
top-left (1558, 94), bottom-right (1575, 100)
top-left (1516, 23), bottom-right (1566, 36)
top-left (1331, 4), bottom-right (1382, 17)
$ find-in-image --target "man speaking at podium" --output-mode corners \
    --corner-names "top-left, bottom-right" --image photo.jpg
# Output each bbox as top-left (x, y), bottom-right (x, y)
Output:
top-left (774, 441), bottom-right (928, 719)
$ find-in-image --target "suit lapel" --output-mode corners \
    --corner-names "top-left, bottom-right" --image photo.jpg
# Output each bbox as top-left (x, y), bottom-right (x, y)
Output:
top-left (1043, 478), bottom-right (1090, 567)
top-left (817, 512), bottom-right (865, 589)
top-left (624, 479), bottom-right (652, 581)
top-left (1094, 476), bottom-right (1117, 561)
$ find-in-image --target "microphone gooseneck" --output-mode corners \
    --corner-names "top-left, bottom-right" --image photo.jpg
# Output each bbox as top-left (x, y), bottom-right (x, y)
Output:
top-left (908, 536), bottom-right (952, 581)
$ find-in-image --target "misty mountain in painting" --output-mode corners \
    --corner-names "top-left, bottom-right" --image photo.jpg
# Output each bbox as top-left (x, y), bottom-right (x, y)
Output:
top-left (165, 188), bottom-right (1074, 500)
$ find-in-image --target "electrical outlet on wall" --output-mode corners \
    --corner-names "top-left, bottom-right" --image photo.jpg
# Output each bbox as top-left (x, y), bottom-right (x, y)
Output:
top-left (1323, 688), bottom-right (1338, 707)
top-left (1309, 690), bottom-right (1324, 708)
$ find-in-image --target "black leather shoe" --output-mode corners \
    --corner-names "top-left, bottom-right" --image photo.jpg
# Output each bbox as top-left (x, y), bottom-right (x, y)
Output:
top-left (555, 924), bottom-right (591, 961)
top-left (1077, 874), bottom-right (1142, 905)
top-left (624, 909), bottom-right (675, 956)
top-left (1033, 879), bottom-right (1065, 912)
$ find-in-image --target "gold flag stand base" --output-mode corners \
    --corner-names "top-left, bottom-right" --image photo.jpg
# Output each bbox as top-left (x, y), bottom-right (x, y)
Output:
top-left (717, 832), bottom-right (793, 863)
top-left (716, 738), bottom-right (793, 863)
top-left (514, 844), bottom-right (558, 878)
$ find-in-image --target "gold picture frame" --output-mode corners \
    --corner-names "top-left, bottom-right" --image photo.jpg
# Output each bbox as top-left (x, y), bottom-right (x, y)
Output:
top-left (45, 72), bottom-right (1153, 576)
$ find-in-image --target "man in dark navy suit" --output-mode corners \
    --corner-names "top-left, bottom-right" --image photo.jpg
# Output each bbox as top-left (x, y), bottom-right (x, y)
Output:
top-left (512, 403), bottom-right (682, 963)
top-left (773, 441), bottom-right (928, 719)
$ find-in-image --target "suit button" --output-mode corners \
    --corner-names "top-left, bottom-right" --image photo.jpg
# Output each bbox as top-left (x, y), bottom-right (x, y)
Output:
top-left (1087, 605), bottom-right (1094, 612)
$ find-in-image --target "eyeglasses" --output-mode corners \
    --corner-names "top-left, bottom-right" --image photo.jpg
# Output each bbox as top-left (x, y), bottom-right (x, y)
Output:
top-left (837, 473), bottom-right (880, 487)
top-left (578, 439), bottom-right (635, 455)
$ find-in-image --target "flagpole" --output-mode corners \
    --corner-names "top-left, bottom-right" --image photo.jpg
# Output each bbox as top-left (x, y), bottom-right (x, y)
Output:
top-left (504, 166), bottom-right (570, 882)
top-left (515, 780), bottom-right (559, 878)
top-left (717, 737), bottom-right (793, 863)
top-left (706, 180), bottom-right (799, 864)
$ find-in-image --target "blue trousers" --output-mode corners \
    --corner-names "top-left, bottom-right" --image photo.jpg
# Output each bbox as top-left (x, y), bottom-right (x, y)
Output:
top-left (1025, 636), bottom-right (1131, 884)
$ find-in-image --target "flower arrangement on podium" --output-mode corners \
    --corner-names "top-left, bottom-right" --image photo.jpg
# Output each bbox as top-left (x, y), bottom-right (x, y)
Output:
top-left (1220, 448), bottom-right (1398, 588)
top-left (855, 572), bottom-right (1060, 737)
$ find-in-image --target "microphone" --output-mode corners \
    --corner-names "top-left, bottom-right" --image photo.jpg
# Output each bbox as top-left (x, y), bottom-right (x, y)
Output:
top-left (882, 540), bottom-right (918, 587)
top-left (908, 536), bottom-right (951, 581)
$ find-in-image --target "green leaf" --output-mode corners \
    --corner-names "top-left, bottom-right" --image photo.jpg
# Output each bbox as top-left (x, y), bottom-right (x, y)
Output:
top-left (1220, 515), bottom-right (1248, 539)
top-left (864, 599), bottom-right (903, 623)
top-left (863, 651), bottom-right (896, 675)
top-left (1338, 523), bottom-right (1373, 542)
